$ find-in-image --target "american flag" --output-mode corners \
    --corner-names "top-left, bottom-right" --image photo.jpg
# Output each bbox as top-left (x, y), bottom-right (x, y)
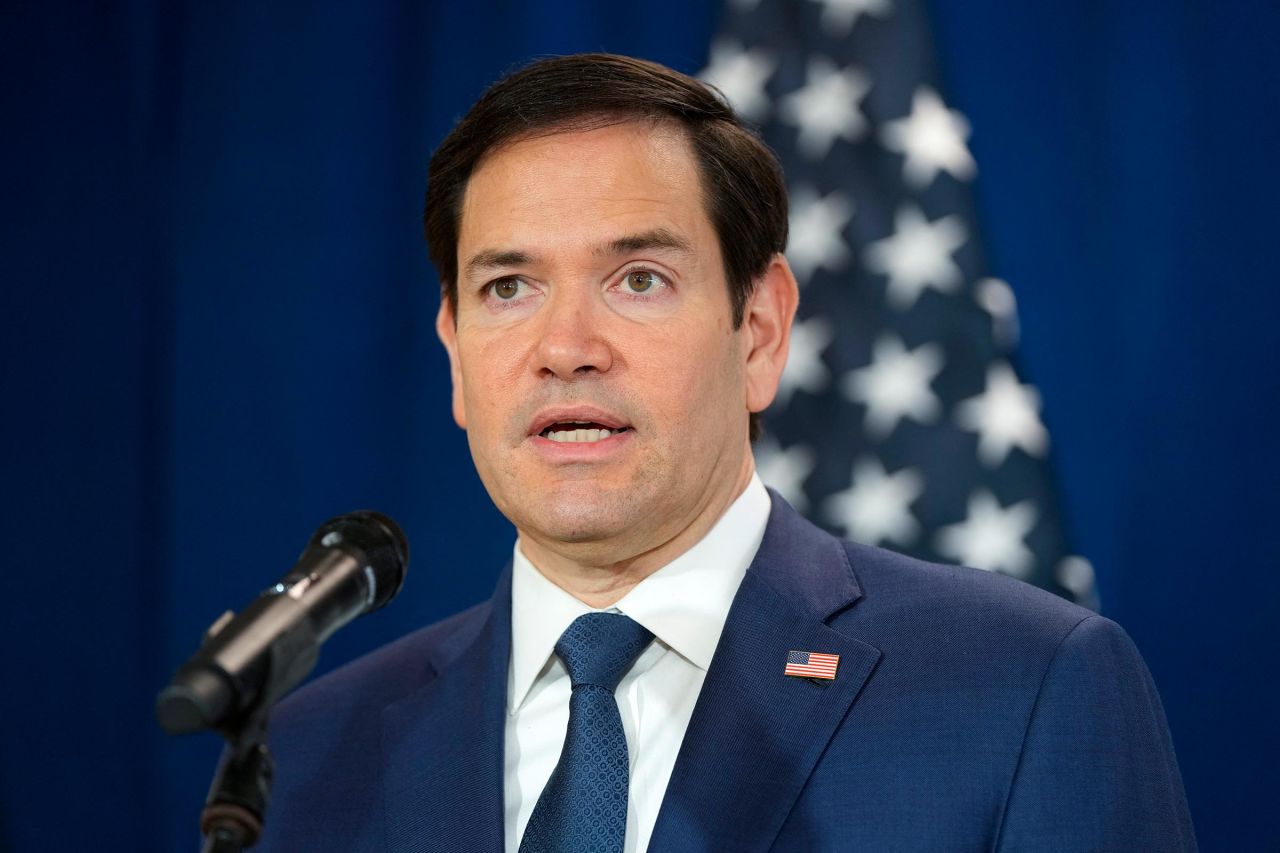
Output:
top-left (701, 0), bottom-right (1095, 607)
top-left (785, 650), bottom-right (841, 679)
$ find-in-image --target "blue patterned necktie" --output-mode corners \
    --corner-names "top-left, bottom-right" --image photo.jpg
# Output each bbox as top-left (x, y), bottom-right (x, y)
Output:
top-left (518, 612), bottom-right (655, 853)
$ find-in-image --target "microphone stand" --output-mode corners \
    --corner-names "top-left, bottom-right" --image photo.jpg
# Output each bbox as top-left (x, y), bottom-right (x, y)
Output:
top-left (199, 707), bottom-right (273, 853)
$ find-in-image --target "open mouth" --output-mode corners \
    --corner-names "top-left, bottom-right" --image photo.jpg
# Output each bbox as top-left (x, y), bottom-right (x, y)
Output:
top-left (539, 421), bottom-right (633, 443)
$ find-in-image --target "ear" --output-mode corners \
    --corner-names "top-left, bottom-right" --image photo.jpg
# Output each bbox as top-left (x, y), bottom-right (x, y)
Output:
top-left (435, 298), bottom-right (468, 429)
top-left (743, 254), bottom-right (800, 415)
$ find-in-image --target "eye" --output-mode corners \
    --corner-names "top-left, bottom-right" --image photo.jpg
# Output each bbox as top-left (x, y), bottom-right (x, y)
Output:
top-left (621, 269), bottom-right (666, 294)
top-left (478, 276), bottom-right (541, 313)
top-left (491, 277), bottom-right (521, 299)
top-left (603, 266), bottom-right (677, 317)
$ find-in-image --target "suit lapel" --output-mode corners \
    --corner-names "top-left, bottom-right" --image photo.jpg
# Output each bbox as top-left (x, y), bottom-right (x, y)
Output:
top-left (649, 496), bottom-right (882, 852)
top-left (380, 569), bottom-right (512, 853)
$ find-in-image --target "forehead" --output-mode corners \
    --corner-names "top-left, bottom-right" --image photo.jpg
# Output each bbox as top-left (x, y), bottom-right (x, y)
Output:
top-left (457, 120), bottom-right (715, 258)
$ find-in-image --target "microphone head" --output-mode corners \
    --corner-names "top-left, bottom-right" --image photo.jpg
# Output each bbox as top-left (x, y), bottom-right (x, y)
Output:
top-left (310, 510), bottom-right (409, 611)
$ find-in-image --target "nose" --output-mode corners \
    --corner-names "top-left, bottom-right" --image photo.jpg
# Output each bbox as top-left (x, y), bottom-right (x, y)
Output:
top-left (533, 284), bottom-right (614, 379)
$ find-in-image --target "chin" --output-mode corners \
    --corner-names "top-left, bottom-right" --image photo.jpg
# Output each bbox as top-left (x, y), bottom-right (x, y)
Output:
top-left (507, 479), bottom-right (654, 545)
top-left (525, 501), bottom-right (631, 544)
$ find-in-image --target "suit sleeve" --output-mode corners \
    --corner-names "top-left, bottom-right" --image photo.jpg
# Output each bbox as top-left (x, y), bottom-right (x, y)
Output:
top-left (995, 614), bottom-right (1197, 852)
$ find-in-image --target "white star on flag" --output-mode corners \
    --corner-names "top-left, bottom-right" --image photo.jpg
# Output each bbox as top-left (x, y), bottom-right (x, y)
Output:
top-left (754, 438), bottom-right (816, 512)
top-left (879, 86), bottom-right (976, 188)
top-left (787, 186), bottom-right (854, 283)
top-left (780, 57), bottom-right (871, 159)
top-left (699, 39), bottom-right (777, 122)
top-left (955, 362), bottom-right (1049, 466)
top-left (864, 205), bottom-right (968, 310)
top-left (824, 457), bottom-right (924, 545)
top-left (936, 490), bottom-right (1037, 576)
top-left (777, 315), bottom-right (833, 406)
top-left (1056, 556), bottom-right (1099, 610)
top-left (974, 277), bottom-right (1020, 348)
top-left (841, 334), bottom-right (943, 439)
top-left (808, 0), bottom-right (893, 35)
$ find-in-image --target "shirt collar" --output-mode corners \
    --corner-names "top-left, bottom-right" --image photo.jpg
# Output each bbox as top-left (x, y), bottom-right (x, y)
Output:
top-left (508, 474), bottom-right (771, 714)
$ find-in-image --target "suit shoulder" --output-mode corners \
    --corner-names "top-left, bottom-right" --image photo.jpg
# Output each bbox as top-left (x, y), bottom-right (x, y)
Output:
top-left (841, 540), bottom-right (1099, 654)
top-left (274, 598), bottom-right (492, 725)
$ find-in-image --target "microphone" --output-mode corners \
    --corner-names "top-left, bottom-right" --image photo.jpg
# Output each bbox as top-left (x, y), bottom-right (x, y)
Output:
top-left (156, 510), bottom-right (409, 735)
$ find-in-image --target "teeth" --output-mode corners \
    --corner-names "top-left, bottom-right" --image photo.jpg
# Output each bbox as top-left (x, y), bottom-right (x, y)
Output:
top-left (547, 428), bottom-right (614, 443)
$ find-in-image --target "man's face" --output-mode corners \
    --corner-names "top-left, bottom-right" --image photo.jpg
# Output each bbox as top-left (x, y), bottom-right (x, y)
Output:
top-left (438, 120), bottom-right (770, 569)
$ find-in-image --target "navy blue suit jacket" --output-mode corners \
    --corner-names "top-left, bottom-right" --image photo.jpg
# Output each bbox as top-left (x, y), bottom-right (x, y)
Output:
top-left (257, 494), bottom-right (1195, 851)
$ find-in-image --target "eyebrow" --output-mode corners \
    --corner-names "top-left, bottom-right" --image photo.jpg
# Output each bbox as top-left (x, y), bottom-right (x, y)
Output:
top-left (596, 228), bottom-right (693, 258)
top-left (462, 228), bottom-right (694, 279)
top-left (464, 249), bottom-right (534, 277)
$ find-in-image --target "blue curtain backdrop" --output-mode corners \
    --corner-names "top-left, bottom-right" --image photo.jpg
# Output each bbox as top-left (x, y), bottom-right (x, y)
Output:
top-left (2, 2), bottom-right (1276, 850)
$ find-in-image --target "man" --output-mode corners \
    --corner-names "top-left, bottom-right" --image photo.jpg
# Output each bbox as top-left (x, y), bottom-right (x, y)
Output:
top-left (257, 54), bottom-right (1195, 852)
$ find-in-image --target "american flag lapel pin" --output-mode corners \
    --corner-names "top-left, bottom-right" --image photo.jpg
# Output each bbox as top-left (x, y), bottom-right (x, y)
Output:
top-left (784, 649), bottom-right (840, 680)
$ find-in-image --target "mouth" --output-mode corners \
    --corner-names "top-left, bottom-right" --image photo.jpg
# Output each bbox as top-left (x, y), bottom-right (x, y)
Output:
top-left (529, 408), bottom-right (634, 445)
top-left (538, 421), bottom-right (633, 443)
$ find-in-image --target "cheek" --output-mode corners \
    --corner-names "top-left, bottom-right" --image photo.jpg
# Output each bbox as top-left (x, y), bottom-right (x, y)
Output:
top-left (458, 336), bottom-right (526, 428)
top-left (653, 330), bottom-right (744, 434)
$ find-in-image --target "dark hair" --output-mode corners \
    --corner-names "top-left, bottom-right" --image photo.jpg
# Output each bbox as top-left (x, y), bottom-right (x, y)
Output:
top-left (424, 53), bottom-right (789, 438)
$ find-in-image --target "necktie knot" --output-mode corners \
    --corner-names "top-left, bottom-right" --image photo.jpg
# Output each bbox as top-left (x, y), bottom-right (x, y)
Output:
top-left (556, 612), bottom-right (654, 691)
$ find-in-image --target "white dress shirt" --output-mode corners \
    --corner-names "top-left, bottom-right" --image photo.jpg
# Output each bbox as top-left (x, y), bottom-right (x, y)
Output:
top-left (503, 474), bottom-right (771, 853)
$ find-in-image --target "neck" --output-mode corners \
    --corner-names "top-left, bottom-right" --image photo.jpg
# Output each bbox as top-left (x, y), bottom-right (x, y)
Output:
top-left (518, 460), bottom-right (755, 609)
